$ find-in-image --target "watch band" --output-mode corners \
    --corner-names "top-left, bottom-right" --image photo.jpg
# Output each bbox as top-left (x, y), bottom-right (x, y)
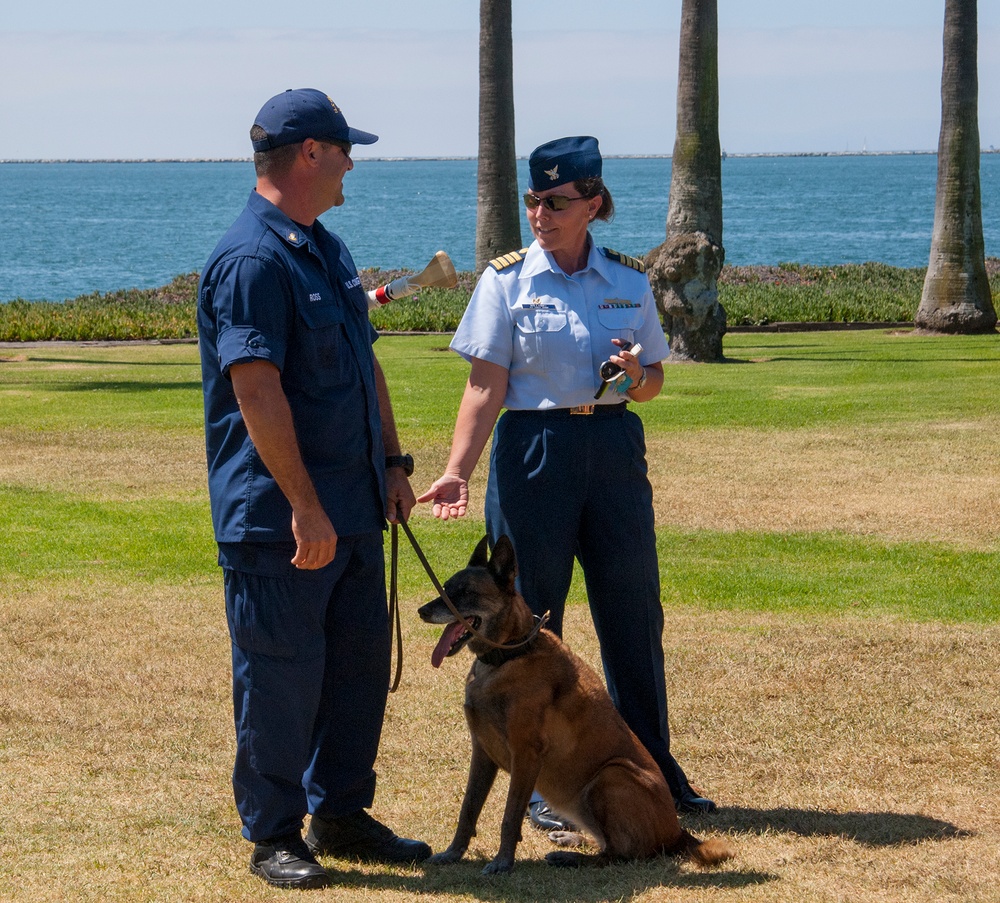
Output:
top-left (385, 454), bottom-right (414, 476)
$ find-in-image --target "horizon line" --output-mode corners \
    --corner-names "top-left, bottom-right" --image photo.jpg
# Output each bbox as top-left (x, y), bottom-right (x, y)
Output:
top-left (8, 148), bottom-right (996, 164)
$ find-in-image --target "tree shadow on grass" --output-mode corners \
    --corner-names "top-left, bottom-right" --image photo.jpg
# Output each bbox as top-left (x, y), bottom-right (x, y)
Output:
top-left (57, 379), bottom-right (202, 392)
top-left (702, 806), bottom-right (969, 846)
top-left (29, 355), bottom-right (195, 364)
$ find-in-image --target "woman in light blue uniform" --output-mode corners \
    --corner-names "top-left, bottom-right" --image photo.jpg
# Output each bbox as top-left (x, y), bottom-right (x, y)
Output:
top-left (418, 136), bottom-right (714, 824)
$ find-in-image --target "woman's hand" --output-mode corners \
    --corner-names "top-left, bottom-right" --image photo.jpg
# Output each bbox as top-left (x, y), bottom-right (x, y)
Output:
top-left (610, 338), bottom-right (644, 385)
top-left (417, 474), bottom-right (469, 520)
top-left (417, 358), bottom-right (508, 521)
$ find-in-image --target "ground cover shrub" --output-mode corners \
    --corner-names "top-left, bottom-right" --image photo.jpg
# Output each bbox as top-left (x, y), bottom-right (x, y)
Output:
top-left (2, 262), bottom-right (997, 340)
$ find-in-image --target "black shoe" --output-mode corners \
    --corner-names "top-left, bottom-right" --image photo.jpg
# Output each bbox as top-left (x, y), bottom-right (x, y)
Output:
top-left (527, 800), bottom-right (578, 833)
top-left (675, 787), bottom-right (717, 814)
top-left (305, 810), bottom-right (431, 864)
top-left (250, 832), bottom-right (331, 890)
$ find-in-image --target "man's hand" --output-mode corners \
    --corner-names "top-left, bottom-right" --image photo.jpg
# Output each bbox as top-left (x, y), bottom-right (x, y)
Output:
top-left (290, 506), bottom-right (338, 569)
top-left (385, 468), bottom-right (417, 524)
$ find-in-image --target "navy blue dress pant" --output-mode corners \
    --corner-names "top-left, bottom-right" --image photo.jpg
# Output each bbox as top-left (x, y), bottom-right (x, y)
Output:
top-left (485, 405), bottom-right (695, 801)
top-left (223, 532), bottom-right (390, 841)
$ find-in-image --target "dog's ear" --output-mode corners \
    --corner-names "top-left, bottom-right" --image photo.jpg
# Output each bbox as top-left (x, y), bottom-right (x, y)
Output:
top-left (488, 535), bottom-right (518, 591)
top-left (470, 535), bottom-right (490, 568)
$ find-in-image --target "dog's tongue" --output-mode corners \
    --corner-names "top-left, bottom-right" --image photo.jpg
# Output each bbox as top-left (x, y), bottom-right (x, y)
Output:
top-left (431, 621), bottom-right (466, 668)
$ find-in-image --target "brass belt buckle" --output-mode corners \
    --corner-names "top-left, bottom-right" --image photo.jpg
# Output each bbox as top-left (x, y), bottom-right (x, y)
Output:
top-left (570, 404), bottom-right (595, 415)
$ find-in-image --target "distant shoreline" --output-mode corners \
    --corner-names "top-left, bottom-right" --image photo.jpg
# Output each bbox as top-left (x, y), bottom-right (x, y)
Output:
top-left (6, 149), bottom-right (1000, 164)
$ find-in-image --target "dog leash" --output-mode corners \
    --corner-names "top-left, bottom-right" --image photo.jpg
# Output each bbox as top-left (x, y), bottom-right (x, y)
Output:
top-left (388, 510), bottom-right (550, 692)
top-left (388, 516), bottom-right (405, 693)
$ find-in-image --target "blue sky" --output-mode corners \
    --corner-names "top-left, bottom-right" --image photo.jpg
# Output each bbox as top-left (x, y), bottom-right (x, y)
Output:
top-left (3, 0), bottom-right (998, 159)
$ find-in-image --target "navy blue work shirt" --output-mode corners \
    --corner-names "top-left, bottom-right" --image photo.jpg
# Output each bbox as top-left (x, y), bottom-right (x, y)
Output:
top-left (197, 190), bottom-right (386, 545)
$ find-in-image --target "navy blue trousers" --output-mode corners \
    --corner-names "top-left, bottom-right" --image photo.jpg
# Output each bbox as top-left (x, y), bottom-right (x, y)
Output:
top-left (485, 406), bottom-right (695, 800)
top-left (222, 533), bottom-right (390, 842)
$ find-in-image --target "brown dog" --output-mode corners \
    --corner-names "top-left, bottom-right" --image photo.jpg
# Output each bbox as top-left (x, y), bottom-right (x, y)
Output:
top-left (418, 535), bottom-right (733, 874)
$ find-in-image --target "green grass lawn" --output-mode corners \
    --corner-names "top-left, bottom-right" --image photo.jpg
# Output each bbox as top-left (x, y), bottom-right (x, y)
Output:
top-left (1, 331), bottom-right (997, 622)
top-left (3, 331), bottom-right (999, 902)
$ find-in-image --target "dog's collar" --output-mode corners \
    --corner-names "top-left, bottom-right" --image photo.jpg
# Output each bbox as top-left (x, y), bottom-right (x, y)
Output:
top-left (475, 615), bottom-right (547, 668)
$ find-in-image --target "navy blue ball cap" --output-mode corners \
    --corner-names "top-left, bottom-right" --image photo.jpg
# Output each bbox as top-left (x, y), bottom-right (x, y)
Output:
top-left (528, 136), bottom-right (602, 191)
top-left (251, 88), bottom-right (378, 151)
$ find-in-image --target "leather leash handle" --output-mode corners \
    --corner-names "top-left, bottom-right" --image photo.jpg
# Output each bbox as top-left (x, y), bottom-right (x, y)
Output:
top-left (388, 521), bottom-right (403, 693)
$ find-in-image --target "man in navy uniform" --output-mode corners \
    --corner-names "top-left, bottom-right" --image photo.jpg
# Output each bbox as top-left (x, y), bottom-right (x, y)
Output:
top-left (198, 88), bottom-right (429, 890)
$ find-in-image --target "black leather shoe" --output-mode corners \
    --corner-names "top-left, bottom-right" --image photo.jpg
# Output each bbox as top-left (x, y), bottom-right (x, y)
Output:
top-left (527, 800), bottom-right (578, 832)
top-left (676, 787), bottom-right (717, 814)
top-left (250, 833), bottom-right (331, 890)
top-left (305, 810), bottom-right (431, 864)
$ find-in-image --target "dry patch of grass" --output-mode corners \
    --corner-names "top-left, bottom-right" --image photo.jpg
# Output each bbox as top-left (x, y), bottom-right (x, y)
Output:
top-left (2, 586), bottom-right (997, 902)
top-left (0, 427), bottom-right (206, 500)
top-left (645, 419), bottom-right (1000, 549)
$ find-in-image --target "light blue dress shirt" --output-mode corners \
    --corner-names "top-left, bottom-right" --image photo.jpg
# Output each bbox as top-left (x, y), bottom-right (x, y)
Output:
top-left (450, 238), bottom-right (670, 410)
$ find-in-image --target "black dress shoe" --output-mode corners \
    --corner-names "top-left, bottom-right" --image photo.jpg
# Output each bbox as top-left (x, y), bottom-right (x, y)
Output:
top-left (675, 787), bottom-right (717, 814)
top-left (305, 810), bottom-right (431, 864)
top-left (527, 800), bottom-right (578, 833)
top-left (250, 833), bottom-right (331, 889)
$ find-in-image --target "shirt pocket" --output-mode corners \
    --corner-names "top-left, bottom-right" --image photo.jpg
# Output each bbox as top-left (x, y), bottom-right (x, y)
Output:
top-left (513, 309), bottom-right (569, 374)
top-left (294, 298), bottom-right (355, 388)
top-left (595, 304), bottom-right (643, 347)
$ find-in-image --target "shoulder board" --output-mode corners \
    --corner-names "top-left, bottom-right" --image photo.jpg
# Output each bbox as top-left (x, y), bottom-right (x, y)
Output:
top-left (489, 248), bottom-right (530, 271)
top-left (602, 247), bottom-right (646, 273)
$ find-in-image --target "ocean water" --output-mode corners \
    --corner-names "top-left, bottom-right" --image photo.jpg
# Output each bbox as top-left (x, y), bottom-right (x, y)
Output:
top-left (1, 154), bottom-right (998, 302)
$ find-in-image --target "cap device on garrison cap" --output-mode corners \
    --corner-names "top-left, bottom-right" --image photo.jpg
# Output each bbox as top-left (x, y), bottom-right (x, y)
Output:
top-left (251, 88), bottom-right (379, 151)
top-left (528, 136), bottom-right (602, 191)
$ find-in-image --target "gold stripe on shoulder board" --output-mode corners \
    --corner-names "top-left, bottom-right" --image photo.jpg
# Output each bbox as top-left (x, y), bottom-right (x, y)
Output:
top-left (489, 248), bottom-right (530, 271)
top-left (603, 247), bottom-right (646, 273)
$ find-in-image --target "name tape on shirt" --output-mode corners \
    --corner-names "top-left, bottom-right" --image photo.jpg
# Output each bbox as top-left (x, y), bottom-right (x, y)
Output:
top-left (599, 300), bottom-right (642, 310)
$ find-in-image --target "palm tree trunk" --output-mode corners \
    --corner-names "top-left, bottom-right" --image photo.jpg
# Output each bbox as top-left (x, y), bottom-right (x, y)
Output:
top-left (916, 0), bottom-right (996, 333)
top-left (645, 0), bottom-right (726, 362)
top-left (475, 0), bottom-right (521, 274)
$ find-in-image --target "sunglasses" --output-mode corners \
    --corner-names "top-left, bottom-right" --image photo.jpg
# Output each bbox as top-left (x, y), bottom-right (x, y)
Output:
top-left (322, 139), bottom-right (353, 157)
top-left (523, 192), bottom-right (589, 211)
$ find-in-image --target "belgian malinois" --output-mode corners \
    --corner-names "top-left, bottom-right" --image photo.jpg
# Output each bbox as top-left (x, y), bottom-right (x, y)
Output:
top-left (418, 535), bottom-right (734, 874)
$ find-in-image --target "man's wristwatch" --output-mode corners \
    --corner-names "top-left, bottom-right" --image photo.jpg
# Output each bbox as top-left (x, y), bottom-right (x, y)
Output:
top-left (632, 366), bottom-right (647, 391)
top-left (385, 454), bottom-right (414, 476)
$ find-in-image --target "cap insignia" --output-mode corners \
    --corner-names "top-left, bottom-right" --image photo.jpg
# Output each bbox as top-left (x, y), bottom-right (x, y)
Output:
top-left (544, 165), bottom-right (559, 182)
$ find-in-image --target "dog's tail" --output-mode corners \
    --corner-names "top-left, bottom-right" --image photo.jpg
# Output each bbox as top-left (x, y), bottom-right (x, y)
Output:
top-left (677, 830), bottom-right (735, 868)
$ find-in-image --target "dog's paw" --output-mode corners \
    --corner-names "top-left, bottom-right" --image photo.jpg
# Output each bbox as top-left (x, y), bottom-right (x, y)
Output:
top-left (481, 856), bottom-right (514, 875)
top-left (427, 849), bottom-right (464, 866)
top-left (547, 829), bottom-right (587, 848)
